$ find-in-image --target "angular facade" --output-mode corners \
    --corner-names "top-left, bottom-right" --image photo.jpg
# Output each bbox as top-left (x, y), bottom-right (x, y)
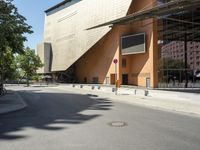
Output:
top-left (37, 42), bottom-right (51, 74)
top-left (43, 0), bottom-right (133, 72)
top-left (38, 0), bottom-right (158, 88)
top-left (39, 0), bottom-right (200, 88)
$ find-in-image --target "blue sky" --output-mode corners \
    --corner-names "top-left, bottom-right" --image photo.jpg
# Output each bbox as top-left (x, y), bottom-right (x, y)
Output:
top-left (13, 0), bottom-right (63, 50)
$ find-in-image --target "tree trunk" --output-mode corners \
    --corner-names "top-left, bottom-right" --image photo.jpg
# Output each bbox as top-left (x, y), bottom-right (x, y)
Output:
top-left (26, 74), bottom-right (29, 87)
top-left (0, 49), bottom-right (4, 91)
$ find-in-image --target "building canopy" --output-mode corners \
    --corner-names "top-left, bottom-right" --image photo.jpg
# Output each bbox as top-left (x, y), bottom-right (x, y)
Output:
top-left (87, 0), bottom-right (200, 42)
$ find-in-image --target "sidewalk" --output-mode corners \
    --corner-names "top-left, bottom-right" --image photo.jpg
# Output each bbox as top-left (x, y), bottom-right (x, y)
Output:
top-left (56, 84), bottom-right (200, 101)
top-left (51, 84), bottom-right (200, 117)
top-left (0, 90), bottom-right (27, 114)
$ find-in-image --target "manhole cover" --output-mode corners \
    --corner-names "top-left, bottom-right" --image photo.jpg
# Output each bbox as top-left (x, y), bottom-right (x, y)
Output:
top-left (108, 121), bottom-right (128, 127)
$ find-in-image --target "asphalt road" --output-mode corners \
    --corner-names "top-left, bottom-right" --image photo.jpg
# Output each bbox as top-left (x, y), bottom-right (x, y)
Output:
top-left (0, 86), bottom-right (200, 150)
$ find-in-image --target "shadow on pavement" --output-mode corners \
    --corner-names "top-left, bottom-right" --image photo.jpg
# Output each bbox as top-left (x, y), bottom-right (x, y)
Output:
top-left (0, 89), bottom-right (112, 140)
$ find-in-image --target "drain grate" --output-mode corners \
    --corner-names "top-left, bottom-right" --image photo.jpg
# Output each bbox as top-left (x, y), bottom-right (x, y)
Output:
top-left (108, 121), bottom-right (128, 127)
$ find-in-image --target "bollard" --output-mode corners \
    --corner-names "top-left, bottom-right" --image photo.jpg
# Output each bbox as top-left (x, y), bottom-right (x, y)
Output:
top-left (144, 90), bottom-right (149, 96)
top-left (98, 86), bottom-right (101, 90)
top-left (112, 88), bottom-right (115, 93)
top-left (80, 85), bottom-right (83, 88)
top-left (134, 89), bottom-right (137, 95)
top-left (91, 86), bottom-right (95, 90)
top-left (72, 84), bottom-right (75, 87)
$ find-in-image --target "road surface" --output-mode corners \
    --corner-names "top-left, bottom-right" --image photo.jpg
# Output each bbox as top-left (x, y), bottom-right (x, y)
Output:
top-left (0, 86), bottom-right (200, 150)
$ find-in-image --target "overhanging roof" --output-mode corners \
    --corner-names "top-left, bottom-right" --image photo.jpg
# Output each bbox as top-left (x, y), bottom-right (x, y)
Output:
top-left (158, 10), bottom-right (200, 42)
top-left (87, 0), bottom-right (200, 30)
top-left (45, 0), bottom-right (72, 13)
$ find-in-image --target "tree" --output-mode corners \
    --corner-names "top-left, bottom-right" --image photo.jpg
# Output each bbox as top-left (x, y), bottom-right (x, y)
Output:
top-left (0, 0), bottom-right (33, 53)
top-left (0, 0), bottom-right (33, 86)
top-left (0, 47), bottom-right (19, 80)
top-left (159, 58), bottom-right (186, 70)
top-left (159, 58), bottom-right (189, 83)
top-left (16, 48), bottom-right (43, 86)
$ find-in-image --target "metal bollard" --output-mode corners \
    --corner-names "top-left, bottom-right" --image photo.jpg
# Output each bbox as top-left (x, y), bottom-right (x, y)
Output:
top-left (144, 90), bottom-right (149, 96)
top-left (112, 88), bottom-right (115, 92)
top-left (134, 89), bottom-right (137, 95)
top-left (98, 86), bottom-right (101, 90)
top-left (91, 86), bottom-right (95, 90)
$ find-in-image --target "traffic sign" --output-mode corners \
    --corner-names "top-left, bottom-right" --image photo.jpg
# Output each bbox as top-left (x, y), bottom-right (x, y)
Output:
top-left (113, 59), bottom-right (118, 64)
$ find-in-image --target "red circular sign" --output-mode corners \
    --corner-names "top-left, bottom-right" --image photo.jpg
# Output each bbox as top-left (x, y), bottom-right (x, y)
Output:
top-left (113, 59), bottom-right (118, 64)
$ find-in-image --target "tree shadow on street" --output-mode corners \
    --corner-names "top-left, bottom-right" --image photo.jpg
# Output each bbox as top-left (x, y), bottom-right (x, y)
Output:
top-left (0, 90), bottom-right (113, 140)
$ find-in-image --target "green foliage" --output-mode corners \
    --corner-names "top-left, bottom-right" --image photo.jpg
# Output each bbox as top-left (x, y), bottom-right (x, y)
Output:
top-left (16, 48), bottom-right (43, 86)
top-left (0, 0), bottom-right (33, 85)
top-left (158, 58), bottom-right (189, 82)
top-left (0, 0), bottom-right (33, 53)
top-left (159, 58), bottom-right (186, 70)
top-left (32, 74), bottom-right (42, 82)
top-left (0, 47), bottom-right (19, 80)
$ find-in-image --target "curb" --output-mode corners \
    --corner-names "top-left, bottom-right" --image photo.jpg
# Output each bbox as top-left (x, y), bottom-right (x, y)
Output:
top-left (0, 92), bottom-right (27, 115)
top-left (64, 84), bottom-right (200, 102)
top-left (51, 85), bottom-right (200, 117)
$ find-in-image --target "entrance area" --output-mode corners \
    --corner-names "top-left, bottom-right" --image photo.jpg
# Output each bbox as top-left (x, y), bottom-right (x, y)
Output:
top-left (122, 74), bottom-right (128, 85)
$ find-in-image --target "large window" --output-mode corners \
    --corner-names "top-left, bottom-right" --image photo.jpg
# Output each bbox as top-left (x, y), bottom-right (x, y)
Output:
top-left (157, 8), bottom-right (200, 88)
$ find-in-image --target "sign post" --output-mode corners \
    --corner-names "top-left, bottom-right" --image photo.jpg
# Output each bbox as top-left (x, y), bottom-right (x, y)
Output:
top-left (113, 59), bottom-right (118, 95)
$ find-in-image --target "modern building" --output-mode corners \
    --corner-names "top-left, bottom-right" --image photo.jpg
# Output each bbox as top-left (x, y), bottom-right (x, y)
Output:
top-left (161, 41), bottom-right (200, 70)
top-left (37, 0), bottom-right (200, 88)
